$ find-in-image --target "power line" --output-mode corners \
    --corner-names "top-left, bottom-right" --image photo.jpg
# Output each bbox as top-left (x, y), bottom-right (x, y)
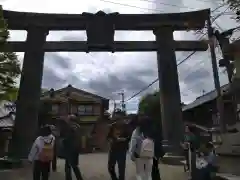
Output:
top-left (99, 0), bottom-right (227, 15)
top-left (181, 70), bottom-right (226, 94)
top-left (125, 51), bottom-right (197, 102)
top-left (137, 0), bottom-right (225, 11)
top-left (99, 0), bottom-right (165, 12)
top-left (125, 7), bottom-right (228, 102)
top-left (132, 0), bottom-right (200, 11)
top-left (126, 33), bottom-right (206, 102)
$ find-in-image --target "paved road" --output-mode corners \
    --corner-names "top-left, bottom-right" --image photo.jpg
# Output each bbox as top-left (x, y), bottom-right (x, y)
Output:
top-left (0, 153), bottom-right (187, 180)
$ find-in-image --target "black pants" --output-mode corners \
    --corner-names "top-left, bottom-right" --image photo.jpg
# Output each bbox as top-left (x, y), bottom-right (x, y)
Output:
top-left (33, 160), bottom-right (51, 180)
top-left (197, 164), bottom-right (214, 180)
top-left (108, 151), bottom-right (126, 180)
top-left (52, 142), bottom-right (57, 172)
top-left (65, 158), bottom-right (83, 180)
top-left (184, 149), bottom-right (189, 169)
top-left (152, 158), bottom-right (161, 180)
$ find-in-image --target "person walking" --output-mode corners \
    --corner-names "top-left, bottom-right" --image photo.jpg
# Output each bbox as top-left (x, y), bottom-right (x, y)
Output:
top-left (107, 119), bottom-right (130, 180)
top-left (129, 116), bottom-right (155, 180)
top-left (62, 114), bottom-right (84, 180)
top-left (180, 125), bottom-right (199, 171)
top-left (28, 125), bottom-right (55, 180)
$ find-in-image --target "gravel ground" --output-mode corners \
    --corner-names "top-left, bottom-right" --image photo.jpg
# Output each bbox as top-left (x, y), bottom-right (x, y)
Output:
top-left (0, 153), bottom-right (187, 180)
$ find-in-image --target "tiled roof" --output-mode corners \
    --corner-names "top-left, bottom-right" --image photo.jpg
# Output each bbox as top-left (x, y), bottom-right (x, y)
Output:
top-left (182, 84), bottom-right (230, 111)
top-left (41, 84), bottom-right (109, 101)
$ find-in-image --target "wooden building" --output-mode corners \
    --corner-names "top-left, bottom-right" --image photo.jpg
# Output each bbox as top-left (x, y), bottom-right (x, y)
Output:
top-left (182, 84), bottom-right (237, 128)
top-left (0, 101), bottom-right (15, 157)
top-left (40, 84), bottom-right (110, 152)
top-left (182, 84), bottom-right (240, 155)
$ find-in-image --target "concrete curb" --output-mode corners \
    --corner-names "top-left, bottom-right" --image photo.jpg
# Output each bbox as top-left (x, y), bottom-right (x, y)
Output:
top-left (217, 173), bottom-right (240, 180)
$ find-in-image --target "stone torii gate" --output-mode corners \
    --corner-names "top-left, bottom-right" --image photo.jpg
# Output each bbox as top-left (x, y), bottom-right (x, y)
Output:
top-left (3, 9), bottom-right (210, 158)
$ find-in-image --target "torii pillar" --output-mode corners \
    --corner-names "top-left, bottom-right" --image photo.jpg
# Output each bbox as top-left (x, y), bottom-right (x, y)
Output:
top-left (154, 27), bottom-right (184, 152)
top-left (9, 27), bottom-right (48, 158)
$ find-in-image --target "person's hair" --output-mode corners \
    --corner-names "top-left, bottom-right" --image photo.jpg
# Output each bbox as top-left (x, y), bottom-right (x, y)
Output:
top-left (138, 115), bottom-right (150, 128)
top-left (129, 115), bottom-right (138, 130)
top-left (206, 142), bottom-right (214, 149)
top-left (40, 125), bottom-right (52, 136)
top-left (138, 116), bottom-right (153, 139)
top-left (187, 125), bottom-right (195, 134)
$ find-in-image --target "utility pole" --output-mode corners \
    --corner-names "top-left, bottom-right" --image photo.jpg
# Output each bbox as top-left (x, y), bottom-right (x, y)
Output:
top-left (214, 28), bottom-right (239, 125)
top-left (118, 90), bottom-right (126, 113)
top-left (207, 19), bottom-right (227, 133)
top-left (214, 28), bottom-right (235, 83)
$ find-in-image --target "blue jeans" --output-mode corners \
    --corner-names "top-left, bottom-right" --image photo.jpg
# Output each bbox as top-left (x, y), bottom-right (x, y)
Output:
top-left (197, 164), bottom-right (215, 180)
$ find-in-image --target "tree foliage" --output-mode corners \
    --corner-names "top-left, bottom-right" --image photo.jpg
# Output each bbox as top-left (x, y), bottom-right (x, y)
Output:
top-left (138, 91), bottom-right (161, 121)
top-left (138, 91), bottom-right (162, 140)
top-left (0, 6), bottom-right (21, 97)
top-left (138, 91), bottom-right (186, 123)
top-left (226, 0), bottom-right (240, 21)
top-left (0, 87), bottom-right (18, 101)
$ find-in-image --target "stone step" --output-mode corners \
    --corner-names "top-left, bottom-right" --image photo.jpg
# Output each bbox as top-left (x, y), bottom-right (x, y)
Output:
top-left (217, 173), bottom-right (240, 180)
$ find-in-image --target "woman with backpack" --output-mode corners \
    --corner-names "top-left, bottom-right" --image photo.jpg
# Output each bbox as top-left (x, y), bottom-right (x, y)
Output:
top-left (28, 125), bottom-right (55, 180)
top-left (129, 116), bottom-right (155, 180)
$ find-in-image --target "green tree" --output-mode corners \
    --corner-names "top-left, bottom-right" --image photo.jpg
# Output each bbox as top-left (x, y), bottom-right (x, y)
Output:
top-left (0, 6), bottom-right (21, 98)
top-left (0, 87), bottom-right (18, 101)
top-left (138, 91), bottom-right (161, 123)
top-left (138, 91), bottom-right (162, 140)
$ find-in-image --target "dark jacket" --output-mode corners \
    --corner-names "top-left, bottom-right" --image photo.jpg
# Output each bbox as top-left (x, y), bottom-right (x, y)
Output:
top-left (107, 123), bottom-right (130, 153)
top-left (61, 122), bottom-right (80, 165)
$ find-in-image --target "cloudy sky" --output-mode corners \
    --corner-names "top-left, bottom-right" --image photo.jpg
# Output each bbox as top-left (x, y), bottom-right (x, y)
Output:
top-left (1, 0), bottom-right (239, 113)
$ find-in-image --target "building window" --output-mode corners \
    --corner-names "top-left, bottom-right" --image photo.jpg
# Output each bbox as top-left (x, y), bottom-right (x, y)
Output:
top-left (52, 104), bottom-right (59, 114)
top-left (85, 105), bottom-right (93, 114)
top-left (77, 105), bottom-right (94, 115)
top-left (78, 105), bottom-right (85, 115)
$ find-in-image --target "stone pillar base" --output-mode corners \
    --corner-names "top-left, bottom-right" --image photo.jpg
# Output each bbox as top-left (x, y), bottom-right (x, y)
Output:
top-left (162, 140), bottom-right (183, 156)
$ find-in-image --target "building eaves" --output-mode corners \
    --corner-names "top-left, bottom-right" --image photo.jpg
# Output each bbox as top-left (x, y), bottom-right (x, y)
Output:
top-left (41, 84), bottom-right (109, 101)
top-left (182, 83), bottom-right (229, 112)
